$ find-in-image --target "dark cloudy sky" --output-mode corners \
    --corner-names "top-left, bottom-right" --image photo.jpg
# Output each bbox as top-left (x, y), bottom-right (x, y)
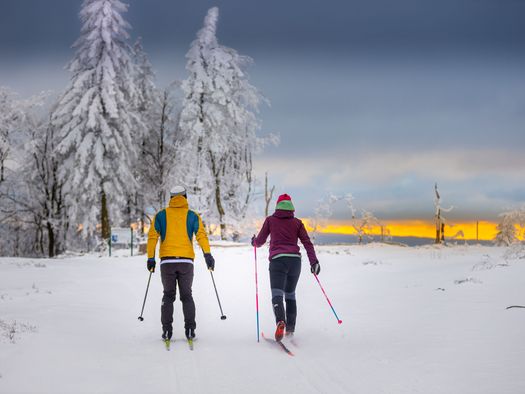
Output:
top-left (1, 0), bottom-right (524, 221)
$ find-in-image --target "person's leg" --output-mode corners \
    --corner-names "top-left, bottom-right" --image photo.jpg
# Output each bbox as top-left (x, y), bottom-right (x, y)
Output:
top-left (269, 258), bottom-right (288, 324)
top-left (284, 257), bottom-right (301, 333)
top-left (160, 264), bottom-right (177, 337)
top-left (176, 263), bottom-right (196, 333)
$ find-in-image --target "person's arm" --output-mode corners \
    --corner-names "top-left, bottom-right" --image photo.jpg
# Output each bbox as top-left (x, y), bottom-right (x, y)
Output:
top-left (194, 214), bottom-right (211, 254)
top-left (193, 212), bottom-right (214, 270)
top-left (253, 217), bottom-right (271, 247)
top-left (298, 220), bottom-right (318, 265)
top-left (147, 214), bottom-right (160, 259)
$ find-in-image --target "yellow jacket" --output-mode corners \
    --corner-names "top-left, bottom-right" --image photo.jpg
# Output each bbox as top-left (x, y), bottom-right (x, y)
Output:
top-left (147, 195), bottom-right (211, 259)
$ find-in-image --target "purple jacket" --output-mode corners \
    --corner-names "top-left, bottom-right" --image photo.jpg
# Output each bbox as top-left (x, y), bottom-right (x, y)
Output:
top-left (254, 210), bottom-right (318, 265)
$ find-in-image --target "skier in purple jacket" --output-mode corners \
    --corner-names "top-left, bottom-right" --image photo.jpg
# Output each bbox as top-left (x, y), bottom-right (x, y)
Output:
top-left (252, 193), bottom-right (320, 341)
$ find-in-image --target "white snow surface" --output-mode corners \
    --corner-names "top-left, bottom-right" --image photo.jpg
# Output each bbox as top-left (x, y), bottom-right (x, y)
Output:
top-left (1, 244), bottom-right (524, 394)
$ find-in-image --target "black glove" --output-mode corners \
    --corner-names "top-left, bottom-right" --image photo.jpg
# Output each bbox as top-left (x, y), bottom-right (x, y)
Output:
top-left (204, 253), bottom-right (215, 271)
top-left (310, 261), bottom-right (320, 275)
top-left (250, 235), bottom-right (256, 247)
top-left (147, 258), bottom-right (156, 272)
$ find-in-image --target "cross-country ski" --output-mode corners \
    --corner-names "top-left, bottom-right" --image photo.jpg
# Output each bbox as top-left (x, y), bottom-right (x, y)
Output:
top-left (261, 332), bottom-right (295, 357)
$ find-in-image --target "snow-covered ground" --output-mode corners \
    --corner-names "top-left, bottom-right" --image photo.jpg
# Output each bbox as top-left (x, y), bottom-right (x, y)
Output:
top-left (1, 244), bottom-right (524, 394)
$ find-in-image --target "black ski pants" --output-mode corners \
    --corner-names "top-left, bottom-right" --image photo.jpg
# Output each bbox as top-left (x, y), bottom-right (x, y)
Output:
top-left (269, 256), bottom-right (301, 331)
top-left (160, 263), bottom-right (196, 330)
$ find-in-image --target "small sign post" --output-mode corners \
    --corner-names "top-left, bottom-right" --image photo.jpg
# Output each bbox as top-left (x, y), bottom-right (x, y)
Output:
top-left (130, 227), bottom-right (134, 256)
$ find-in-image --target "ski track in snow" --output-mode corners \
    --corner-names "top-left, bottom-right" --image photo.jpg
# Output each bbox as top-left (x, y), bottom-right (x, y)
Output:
top-left (0, 244), bottom-right (525, 394)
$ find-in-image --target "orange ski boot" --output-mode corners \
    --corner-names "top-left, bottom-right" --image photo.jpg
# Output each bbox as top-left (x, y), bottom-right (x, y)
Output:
top-left (275, 320), bottom-right (286, 342)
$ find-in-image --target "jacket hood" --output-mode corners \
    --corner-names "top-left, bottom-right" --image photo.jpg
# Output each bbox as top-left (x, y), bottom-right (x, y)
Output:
top-left (169, 195), bottom-right (189, 209)
top-left (273, 209), bottom-right (295, 219)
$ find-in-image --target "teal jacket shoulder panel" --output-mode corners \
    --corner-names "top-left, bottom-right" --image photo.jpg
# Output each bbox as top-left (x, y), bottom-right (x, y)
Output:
top-left (154, 209), bottom-right (167, 242)
top-left (186, 210), bottom-right (199, 242)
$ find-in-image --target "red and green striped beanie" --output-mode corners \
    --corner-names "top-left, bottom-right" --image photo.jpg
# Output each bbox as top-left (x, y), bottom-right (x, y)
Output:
top-left (276, 193), bottom-right (295, 211)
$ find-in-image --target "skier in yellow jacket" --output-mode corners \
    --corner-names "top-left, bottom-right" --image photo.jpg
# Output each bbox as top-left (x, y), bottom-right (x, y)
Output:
top-left (147, 185), bottom-right (215, 341)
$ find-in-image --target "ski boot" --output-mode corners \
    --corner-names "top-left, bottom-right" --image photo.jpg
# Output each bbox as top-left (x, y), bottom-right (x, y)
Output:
top-left (162, 328), bottom-right (172, 341)
top-left (275, 321), bottom-right (286, 342)
top-left (162, 327), bottom-right (173, 350)
top-left (185, 328), bottom-right (195, 340)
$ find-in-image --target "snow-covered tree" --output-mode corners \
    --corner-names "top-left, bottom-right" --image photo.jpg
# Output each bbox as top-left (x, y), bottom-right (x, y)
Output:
top-left (338, 193), bottom-right (383, 243)
top-left (51, 0), bottom-right (142, 239)
top-left (177, 7), bottom-right (268, 239)
top-left (494, 209), bottom-right (525, 246)
top-left (310, 193), bottom-right (385, 244)
top-left (0, 91), bottom-right (65, 257)
top-left (127, 38), bottom-right (159, 230)
top-left (133, 37), bottom-right (157, 118)
top-left (132, 38), bottom-right (183, 214)
top-left (144, 84), bottom-right (181, 210)
top-left (352, 209), bottom-right (382, 244)
top-left (26, 103), bottom-right (66, 257)
top-left (311, 193), bottom-right (343, 239)
top-left (0, 88), bottom-right (26, 183)
top-left (0, 88), bottom-right (30, 256)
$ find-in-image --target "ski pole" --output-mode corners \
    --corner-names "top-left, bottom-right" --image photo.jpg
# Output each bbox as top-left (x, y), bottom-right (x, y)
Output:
top-left (209, 270), bottom-right (227, 320)
top-left (254, 245), bottom-right (260, 342)
top-left (313, 274), bottom-right (342, 324)
top-left (138, 270), bottom-right (153, 321)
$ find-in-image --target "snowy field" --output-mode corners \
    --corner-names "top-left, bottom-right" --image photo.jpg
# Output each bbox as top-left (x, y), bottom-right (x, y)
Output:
top-left (1, 243), bottom-right (524, 394)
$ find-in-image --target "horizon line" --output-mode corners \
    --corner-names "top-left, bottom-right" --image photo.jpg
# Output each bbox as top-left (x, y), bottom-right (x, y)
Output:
top-left (300, 219), bottom-right (510, 241)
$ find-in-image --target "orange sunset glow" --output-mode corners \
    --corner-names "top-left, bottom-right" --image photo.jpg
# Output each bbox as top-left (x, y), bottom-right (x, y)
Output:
top-left (303, 219), bottom-right (502, 241)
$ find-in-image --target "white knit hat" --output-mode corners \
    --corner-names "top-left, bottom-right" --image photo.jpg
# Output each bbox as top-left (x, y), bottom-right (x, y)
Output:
top-left (170, 185), bottom-right (187, 198)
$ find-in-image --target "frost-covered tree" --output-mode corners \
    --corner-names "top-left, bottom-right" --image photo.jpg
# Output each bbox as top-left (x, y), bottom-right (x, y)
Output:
top-left (144, 84), bottom-right (181, 210)
top-left (0, 88), bottom-right (31, 256)
top-left (133, 38), bottom-right (157, 118)
top-left (311, 193), bottom-right (343, 240)
top-left (0, 88), bottom-right (25, 183)
top-left (0, 92), bottom-right (65, 257)
top-left (352, 210), bottom-right (382, 244)
top-left (127, 37), bottom-right (159, 230)
top-left (132, 38), bottom-right (182, 217)
top-left (338, 193), bottom-right (381, 243)
top-left (178, 7), bottom-right (268, 239)
top-left (495, 214), bottom-right (518, 246)
top-left (494, 209), bottom-right (525, 246)
top-left (51, 0), bottom-right (142, 239)
top-left (26, 105), bottom-right (66, 257)
top-left (310, 193), bottom-right (384, 244)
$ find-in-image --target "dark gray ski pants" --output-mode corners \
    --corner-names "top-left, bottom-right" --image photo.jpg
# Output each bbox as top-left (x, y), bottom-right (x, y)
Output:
top-left (269, 256), bottom-right (301, 331)
top-left (160, 263), bottom-right (196, 330)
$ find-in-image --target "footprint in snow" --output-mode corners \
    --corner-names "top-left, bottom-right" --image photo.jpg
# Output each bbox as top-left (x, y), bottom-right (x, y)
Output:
top-left (454, 277), bottom-right (483, 285)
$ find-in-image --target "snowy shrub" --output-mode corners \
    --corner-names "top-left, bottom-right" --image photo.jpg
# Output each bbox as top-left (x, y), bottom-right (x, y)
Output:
top-left (471, 254), bottom-right (508, 271)
top-left (0, 320), bottom-right (37, 344)
top-left (502, 242), bottom-right (525, 261)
